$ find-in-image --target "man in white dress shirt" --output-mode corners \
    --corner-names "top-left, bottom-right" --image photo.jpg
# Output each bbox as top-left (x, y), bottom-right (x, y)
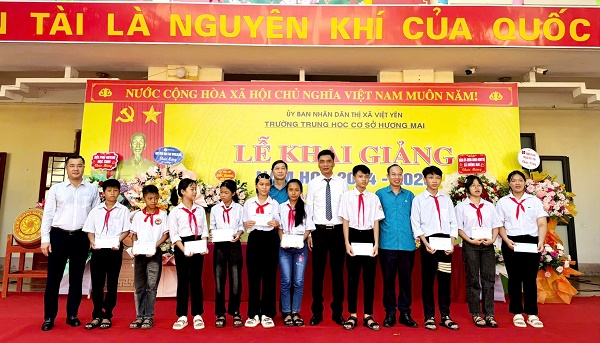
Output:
top-left (40, 155), bottom-right (100, 331)
top-left (306, 150), bottom-right (348, 326)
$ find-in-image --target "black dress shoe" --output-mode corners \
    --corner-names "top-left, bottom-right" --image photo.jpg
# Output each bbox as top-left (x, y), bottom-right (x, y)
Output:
top-left (66, 316), bottom-right (81, 327)
top-left (309, 315), bottom-right (323, 326)
top-left (41, 318), bottom-right (54, 331)
top-left (383, 313), bottom-right (396, 328)
top-left (399, 313), bottom-right (418, 328)
top-left (332, 314), bottom-right (345, 326)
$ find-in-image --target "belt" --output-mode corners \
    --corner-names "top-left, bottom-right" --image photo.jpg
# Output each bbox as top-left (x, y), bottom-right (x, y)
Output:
top-left (315, 224), bottom-right (341, 230)
top-left (52, 227), bottom-right (83, 235)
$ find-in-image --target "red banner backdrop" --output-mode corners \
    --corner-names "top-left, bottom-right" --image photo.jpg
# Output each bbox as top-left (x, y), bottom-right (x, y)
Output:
top-left (0, 3), bottom-right (598, 47)
top-left (87, 80), bottom-right (518, 107)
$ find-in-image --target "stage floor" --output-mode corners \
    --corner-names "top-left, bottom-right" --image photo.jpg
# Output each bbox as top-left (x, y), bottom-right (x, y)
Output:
top-left (0, 290), bottom-right (599, 343)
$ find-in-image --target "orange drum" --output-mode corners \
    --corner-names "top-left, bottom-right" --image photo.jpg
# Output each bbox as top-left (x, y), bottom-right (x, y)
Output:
top-left (13, 209), bottom-right (43, 249)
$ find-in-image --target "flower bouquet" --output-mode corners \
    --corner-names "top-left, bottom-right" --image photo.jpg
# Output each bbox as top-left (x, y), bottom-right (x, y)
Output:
top-left (442, 172), bottom-right (501, 206)
top-left (196, 179), bottom-right (252, 212)
top-left (525, 171), bottom-right (576, 224)
top-left (159, 240), bottom-right (176, 266)
top-left (537, 242), bottom-right (581, 304)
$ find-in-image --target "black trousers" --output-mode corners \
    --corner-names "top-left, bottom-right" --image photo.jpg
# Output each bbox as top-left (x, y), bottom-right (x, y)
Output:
top-left (346, 228), bottom-right (376, 314)
top-left (311, 224), bottom-right (346, 316)
top-left (502, 235), bottom-right (539, 315)
top-left (421, 234), bottom-right (452, 319)
top-left (90, 247), bottom-right (123, 319)
top-left (174, 236), bottom-right (205, 317)
top-left (379, 249), bottom-right (415, 316)
top-left (246, 229), bottom-right (279, 319)
top-left (213, 241), bottom-right (243, 316)
top-left (44, 228), bottom-right (90, 320)
top-left (463, 241), bottom-right (496, 316)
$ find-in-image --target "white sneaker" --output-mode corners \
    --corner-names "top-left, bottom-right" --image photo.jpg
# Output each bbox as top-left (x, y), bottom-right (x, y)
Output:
top-left (193, 315), bottom-right (205, 329)
top-left (173, 316), bottom-right (188, 330)
top-left (245, 315), bottom-right (260, 328)
top-left (261, 316), bottom-right (275, 328)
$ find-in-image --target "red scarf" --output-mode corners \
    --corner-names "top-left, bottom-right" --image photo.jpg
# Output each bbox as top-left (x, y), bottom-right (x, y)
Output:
top-left (182, 207), bottom-right (199, 238)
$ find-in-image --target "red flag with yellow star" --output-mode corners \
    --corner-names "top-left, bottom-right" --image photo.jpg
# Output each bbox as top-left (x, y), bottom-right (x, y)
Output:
top-left (108, 102), bottom-right (165, 176)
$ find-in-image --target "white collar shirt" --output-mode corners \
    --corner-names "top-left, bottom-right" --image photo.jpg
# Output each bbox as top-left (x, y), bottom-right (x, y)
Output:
top-left (410, 190), bottom-right (458, 239)
top-left (496, 193), bottom-right (547, 237)
top-left (168, 203), bottom-right (208, 243)
top-left (130, 209), bottom-right (169, 244)
top-left (279, 200), bottom-right (316, 235)
top-left (242, 196), bottom-right (280, 233)
top-left (41, 180), bottom-right (101, 243)
top-left (338, 188), bottom-right (385, 230)
top-left (306, 174), bottom-right (348, 226)
top-left (210, 202), bottom-right (245, 234)
top-left (83, 202), bottom-right (131, 237)
top-left (455, 198), bottom-right (502, 237)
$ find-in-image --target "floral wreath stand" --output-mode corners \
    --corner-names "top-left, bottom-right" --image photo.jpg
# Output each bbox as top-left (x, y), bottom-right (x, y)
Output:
top-left (537, 218), bottom-right (581, 304)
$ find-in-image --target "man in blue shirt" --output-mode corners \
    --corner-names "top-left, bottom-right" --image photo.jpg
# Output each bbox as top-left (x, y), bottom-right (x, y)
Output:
top-left (268, 160), bottom-right (289, 204)
top-left (375, 164), bottom-right (418, 328)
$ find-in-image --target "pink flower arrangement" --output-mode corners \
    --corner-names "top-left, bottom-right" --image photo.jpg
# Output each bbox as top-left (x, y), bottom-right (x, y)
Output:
top-left (525, 172), bottom-right (576, 223)
top-left (539, 243), bottom-right (573, 275)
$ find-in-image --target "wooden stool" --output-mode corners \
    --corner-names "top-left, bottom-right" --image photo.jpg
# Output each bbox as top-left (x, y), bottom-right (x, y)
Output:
top-left (2, 234), bottom-right (47, 297)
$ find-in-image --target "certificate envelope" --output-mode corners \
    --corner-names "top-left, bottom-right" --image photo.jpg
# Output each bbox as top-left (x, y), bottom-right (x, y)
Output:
top-left (429, 237), bottom-right (452, 251)
top-left (514, 243), bottom-right (538, 253)
top-left (281, 234), bottom-right (304, 248)
top-left (184, 240), bottom-right (208, 255)
top-left (212, 229), bottom-right (234, 243)
top-left (351, 243), bottom-right (374, 256)
top-left (95, 236), bottom-right (119, 249)
top-left (133, 241), bottom-right (156, 255)
top-left (471, 227), bottom-right (492, 240)
top-left (252, 214), bottom-right (272, 226)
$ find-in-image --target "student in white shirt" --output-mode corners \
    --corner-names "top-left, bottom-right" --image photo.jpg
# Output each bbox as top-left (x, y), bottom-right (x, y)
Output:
top-left (497, 170), bottom-right (547, 329)
top-left (411, 166), bottom-right (458, 331)
top-left (340, 165), bottom-right (385, 331)
top-left (83, 179), bottom-right (131, 330)
top-left (279, 179), bottom-right (315, 327)
top-left (129, 185), bottom-right (169, 330)
top-left (168, 178), bottom-right (209, 331)
top-left (456, 175), bottom-right (502, 328)
top-left (306, 149), bottom-right (349, 326)
top-left (209, 180), bottom-right (245, 328)
top-left (40, 155), bottom-right (100, 331)
top-left (243, 173), bottom-right (280, 328)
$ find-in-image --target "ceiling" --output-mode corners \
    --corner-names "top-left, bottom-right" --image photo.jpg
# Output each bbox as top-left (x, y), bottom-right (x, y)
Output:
top-left (1, 43), bottom-right (599, 82)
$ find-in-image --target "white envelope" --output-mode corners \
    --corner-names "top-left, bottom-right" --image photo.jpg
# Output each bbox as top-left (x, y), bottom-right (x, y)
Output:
top-left (281, 234), bottom-right (304, 248)
top-left (428, 237), bottom-right (452, 251)
top-left (184, 240), bottom-right (208, 255)
top-left (133, 241), bottom-right (156, 255)
top-left (212, 229), bottom-right (235, 243)
top-left (471, 227), bottom-right (493, 240)
top-left (351, 242), bottom-right (374, 256)
top-left (514, 242), bottom-right (538, 253)
top-left (252, 213), bottom-right (272, 226)
top-left (94, 236), bottom-right (120, 249)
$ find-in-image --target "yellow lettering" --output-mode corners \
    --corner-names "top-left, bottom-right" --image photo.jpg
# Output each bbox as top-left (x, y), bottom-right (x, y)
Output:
top-left (127, 13), bottom-right (150, 36)
top-left (220, 15), bottom-right (240, 38)
top-left (267, 14), bottom-right (283, 39)
top-left (426, 17), bottom-right (447, 40)
top-left (170, 14), bottom-right (191, 37)
top-left (243, 16), bottom-right (263, 39)
top-left (76, 13), bottom-right (83, 35)
top-left (354, 17), bottom-right (373, 40)
top-left (107, 13), bottom-right (123, 36)
top-left (30, 12), bottom-right (50, 35)
top-left (403, 17), bottom-right (423, 40)
top-left (0, 12), bottom-right (6, 35)
top-left (570, 19), bottom-right (590, 42)
top-left (49, 13), bottom-right (72, 35)
top-left (195, 14), bottom-right (216, 37)
top-left (449, 18), bottom-right (472, 40)
top-left (287, 17), bottom-right (307, 39)
top-left (331, 17), bottom-right (350, 40)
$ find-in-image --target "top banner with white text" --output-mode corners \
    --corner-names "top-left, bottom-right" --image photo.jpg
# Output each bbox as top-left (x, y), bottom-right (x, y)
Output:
top-left (81, 80), bottom-right (521, 191)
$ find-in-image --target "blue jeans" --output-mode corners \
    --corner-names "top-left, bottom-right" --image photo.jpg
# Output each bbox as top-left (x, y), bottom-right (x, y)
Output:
top-left (279, 245), bottom-right (308, 313)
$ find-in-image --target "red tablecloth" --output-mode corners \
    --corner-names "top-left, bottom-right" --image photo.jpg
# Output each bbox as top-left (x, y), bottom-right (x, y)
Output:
top-left (160, 243), bottom-right (467, 303)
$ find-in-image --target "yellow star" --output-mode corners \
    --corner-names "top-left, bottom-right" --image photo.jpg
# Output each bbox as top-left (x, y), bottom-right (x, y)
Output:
top-left (143, 105), bottom-right (162, 124)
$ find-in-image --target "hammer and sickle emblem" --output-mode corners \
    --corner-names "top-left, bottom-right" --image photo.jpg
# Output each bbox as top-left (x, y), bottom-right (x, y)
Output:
top-left (116, 106), bottom-right (135, 123)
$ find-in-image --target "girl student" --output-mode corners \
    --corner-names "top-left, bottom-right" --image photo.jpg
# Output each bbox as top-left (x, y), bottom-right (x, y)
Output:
top-left (278, 179), bottom-right (315, 327)
top-left (455, 175), bottom-right (502, 328)
top-left (242, 173), bottom-right (281, 328)
top-left (168, 178), bottom-right (209, 330)
top-left (496, 171), bottom-right (547, 329)
top-left (209, 180), bottom-right (245, 328)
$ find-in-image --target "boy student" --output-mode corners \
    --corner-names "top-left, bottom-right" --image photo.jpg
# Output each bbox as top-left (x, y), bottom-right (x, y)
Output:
top-left (83, 179), bottom-right (130, 330)
top-left (129, 185), bottom-right (169, 330)
top-left (339, 165), bottom-right (385, 331)
top-left (411, 166), bottom-right (459, 331)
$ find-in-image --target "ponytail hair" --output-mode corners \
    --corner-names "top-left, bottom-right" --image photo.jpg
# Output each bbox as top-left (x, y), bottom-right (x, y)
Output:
top-left (287, 179), bottom-right (306, 227)
top-left (220, 179), bottom-right (239, 203)
top-left (170, 178), bottom-right (197, 206)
